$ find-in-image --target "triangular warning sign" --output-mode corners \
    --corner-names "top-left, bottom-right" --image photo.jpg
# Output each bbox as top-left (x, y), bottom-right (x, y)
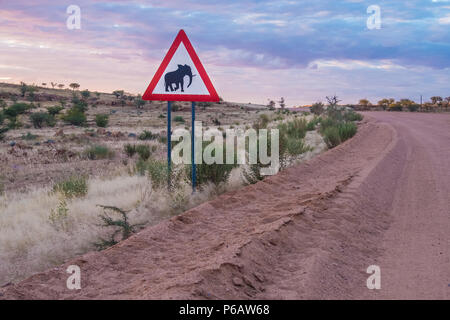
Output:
top-left (142, 30), bottom-right (219, 102)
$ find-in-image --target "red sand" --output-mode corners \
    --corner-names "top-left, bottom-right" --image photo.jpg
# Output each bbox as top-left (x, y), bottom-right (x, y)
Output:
top-left (1, 112), bottom-right (449, 299)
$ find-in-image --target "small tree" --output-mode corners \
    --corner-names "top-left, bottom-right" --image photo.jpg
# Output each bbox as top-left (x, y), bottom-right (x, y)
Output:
top-left (81, 89), bottom-right (90, 99)
top-left (267, 99), bottom-right (276, 110)
top-left (377, 98), bottom-right (392, 110)
top-left (112, 90), bottom-right (124, 99)
top-left (358, 99), bottom-right (371, 108)
top-left (310, 102), bottom-right (324, 115)
top-left (278, 97), bottom-right (286, 109)
top-left (58, 84), bottom-right (65, 89)
top-left (430, 96), bottom-right (443, 105)
top-left (135, 94), bottom-right (146, 109)
top-left (20, 82), bottom-right (28, 97)
top-left (326, 95), bottom-right (341, 107)
top-left (69, 83), bottom-right (80, 91)
top-left (50, 82), bottom-right (57, 88)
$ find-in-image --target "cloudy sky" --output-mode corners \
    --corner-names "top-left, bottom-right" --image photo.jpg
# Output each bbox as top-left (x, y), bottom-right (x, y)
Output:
top-left (0, 0), bottom-right (449, 105)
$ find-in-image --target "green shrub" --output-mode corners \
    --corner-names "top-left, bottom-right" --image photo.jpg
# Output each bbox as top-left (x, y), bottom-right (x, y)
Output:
top-left (53, 176), bottom-right (88, 198)
top-left (286, 137), bottom-right (309, 155)
top-left (138, 130), bottom-right (157, 140)
top-left (311, 102), bottom-right (324, 115)
top-left (83, 145), bottom-right (114, 160)
top-left (319, 117), bottom-right (339, 133)
top-left (338, 122), bottom-right (357, 141)
top-left (4, 103), bottom-right (30, 118)
top-left (185, 141), bottom-right (236, 188)
top-left (124, 144), bottom-right (137, 157)
top-left (323, 126), bottom-right (341, 148)
top-left (95, 114), bottom-right (109, 127)
top-left (136, 144), bottom-right (151, 161)
top-left (81, 90), bottom-right (90, 99)
top-left (323, 122), bottom-right (357, 148)
top-left (63, 108), bottom-right (86, 126)
top-left (138, 159), bottom-right (169, 189)
top-left (21, 132), bottom-right (38, 140)
top-left (344, 111), bottom-right (363, 122)
top-left (47, 106), bottom-right (64, 115)
top-left (278, 118), bottom-right (307, 140)
top-left (7, 117), bottom-right (22, 129)
top-left (94, 205), bottom-right (144, 250)
top-left (71, 95), bottom-right (88, 112)
top-left (0, 111), bottom-right (4, 125)
top-left (30, 112), bottom-right (56, 128)
top-left (306, 117), bottom-right (321, 131)
top-left (174, 115), bottom-right (185, 123)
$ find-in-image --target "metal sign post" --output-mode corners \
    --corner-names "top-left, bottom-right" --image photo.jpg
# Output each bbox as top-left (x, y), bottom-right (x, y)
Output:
top-left (167, 101), bottom-right (172, 188)
top-left (191, 101), bottom-right (196, 192)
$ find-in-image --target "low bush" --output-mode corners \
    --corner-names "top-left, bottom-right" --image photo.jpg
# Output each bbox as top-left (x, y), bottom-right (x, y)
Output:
top-left (278, 118), bottom-right (307, 140)
top-left (174, 115), bottom-right (185, 123)
top-left (0, 111), bottom-right (4, 125)
top-left (29, 112), bottom-right (56, 128)
top-left (63, 108), bottom-right (86, 126)
top-left (94, 205), bottom-right (144, 250)
top-left (53, 176), bottom-right (88, 199)
top-left (344, 111), bottom-right (363, 122)
top-left (138, 130), bottom-right (157, 140)
top-left (95, 114), bottom-right (109, 127)
top-left (323, 122), bottom-right (357, 148)
top-left (323, 126), bottom-right (341, 148)
top-left (47, 106), bottom-right (64, 116)
top-left (135, 159), bottom-right (180, 190)
top-left (338, 122), bottom-right (357, 141)
top-left (310, 102), bottom-right (324, 115)
top-left (286, 137), bottom-right (309, 155)
top-left (4, 103), bottom-right (30, 118)
top-left (306, 117), bottom-right (321, 131)
top-left (7, 117), bottom-right (22, 129)
top-left (185, 141), bottom-right (236, 188)
top-left (124, 144), bottom-right (136, 158)
top-left (83, 145), bottom-right (114, 160)
top-left (136, 144), bottom-right (151, 161)
top-left (21, 132), bottom-right (38, 140)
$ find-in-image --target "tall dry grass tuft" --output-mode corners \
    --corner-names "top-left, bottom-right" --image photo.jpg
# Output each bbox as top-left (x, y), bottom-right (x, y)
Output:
top-left (0, 175), bottom-right (148, 285)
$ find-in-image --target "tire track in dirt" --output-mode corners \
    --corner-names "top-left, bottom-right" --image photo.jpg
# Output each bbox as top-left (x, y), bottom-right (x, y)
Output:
top-left (2, 113), bottom-right (445, 299)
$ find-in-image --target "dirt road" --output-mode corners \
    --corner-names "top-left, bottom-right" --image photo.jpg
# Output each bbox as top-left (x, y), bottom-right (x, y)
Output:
top-left (1, 112), bottom-right (449, 299)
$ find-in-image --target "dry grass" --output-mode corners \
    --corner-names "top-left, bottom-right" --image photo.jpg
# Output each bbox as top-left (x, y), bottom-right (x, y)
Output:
top-left (0, 82), bottom-right (330, 285)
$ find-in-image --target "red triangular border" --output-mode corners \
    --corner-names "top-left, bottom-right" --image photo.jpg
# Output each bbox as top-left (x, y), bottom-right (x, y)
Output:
top-left (142, 30), bottom-right (219, 102)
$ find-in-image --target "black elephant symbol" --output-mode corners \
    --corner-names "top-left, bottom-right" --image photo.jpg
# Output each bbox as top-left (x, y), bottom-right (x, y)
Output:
top-left (164, 64), bottom-right (195, 92)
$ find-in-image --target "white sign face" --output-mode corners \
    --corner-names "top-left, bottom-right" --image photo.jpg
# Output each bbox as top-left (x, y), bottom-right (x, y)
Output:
top-left (152, 42), bottom-right (209, 95)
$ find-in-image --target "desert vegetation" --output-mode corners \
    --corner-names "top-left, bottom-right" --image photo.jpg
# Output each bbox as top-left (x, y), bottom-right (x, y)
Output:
top-left (0, 82), bottom-right (362, 285)
top-left (351, 97), bottom-right (450, 112)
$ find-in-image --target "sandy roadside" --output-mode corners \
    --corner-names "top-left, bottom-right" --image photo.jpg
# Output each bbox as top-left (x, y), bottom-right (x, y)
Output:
top-left (1, 113), bottom-right (448, 299)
